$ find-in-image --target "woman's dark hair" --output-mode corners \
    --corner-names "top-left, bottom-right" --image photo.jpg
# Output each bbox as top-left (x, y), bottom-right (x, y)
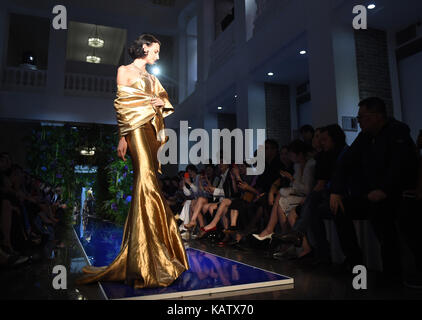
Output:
top-left (321, 124), bottom-right (346, 149)
top-left (288, 139), bottom-right (311, 156)
top-left (185, 164), bottom-right (198, 173)
top-left (299, 125), bottom-right (315, 135)
top-left (128, 34), bottom-right (161, 60)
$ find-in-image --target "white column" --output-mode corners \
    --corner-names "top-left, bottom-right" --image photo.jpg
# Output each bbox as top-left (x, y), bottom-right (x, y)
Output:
top-left (46, 24), bottom-right (67, 96)
top-left (178, 20), bottom-right (188, 101)
top-left (197, 0), bottom-right (215, 82)
top-left (234, 0), bottom-right (247, 50)
top-left (305, 0), bottom-right (338, 126)
top-left (305, 0), bottom-right (361, 144)
top-left (289, 84), bottom-right (298, 139)
top-left (386, 29), bottom-right (403, 121)
top-left (331, 19), bottom-right (361, 144)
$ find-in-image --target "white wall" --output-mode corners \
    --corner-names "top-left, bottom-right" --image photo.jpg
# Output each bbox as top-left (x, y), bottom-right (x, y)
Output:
top-left (297, 101), bottom-right (312, 128)
top-left (398, 50), bottom-right (422, 141)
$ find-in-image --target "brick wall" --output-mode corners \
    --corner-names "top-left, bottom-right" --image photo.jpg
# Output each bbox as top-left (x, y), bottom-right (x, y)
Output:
top-left (354, 28), bottom-right (394, 116)
top-left (264, 83), bottom-right (291, 148)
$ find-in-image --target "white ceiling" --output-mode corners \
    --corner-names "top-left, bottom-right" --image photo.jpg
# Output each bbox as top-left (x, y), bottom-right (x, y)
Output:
top-left (66, 22), bottom-right (127, 65)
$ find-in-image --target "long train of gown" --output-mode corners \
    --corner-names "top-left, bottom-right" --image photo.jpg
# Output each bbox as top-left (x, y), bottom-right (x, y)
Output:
top-left (76, 121), bottom-right (189, 288)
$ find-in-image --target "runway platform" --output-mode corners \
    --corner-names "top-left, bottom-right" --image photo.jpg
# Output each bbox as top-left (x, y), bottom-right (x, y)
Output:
top-left (74, 216), bottom-right (294, 300)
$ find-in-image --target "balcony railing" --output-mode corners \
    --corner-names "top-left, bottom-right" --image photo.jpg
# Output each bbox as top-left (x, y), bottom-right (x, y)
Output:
top-left (1, 67), bottom-right (177, 103)
top-left (1, 66), bottom-right (47, 91)
top-left (64, 73), bottom-right (116, 97)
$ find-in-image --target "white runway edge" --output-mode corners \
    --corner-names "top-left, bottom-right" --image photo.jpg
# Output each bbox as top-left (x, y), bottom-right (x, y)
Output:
top-left (74, 234), bottom-right (294, 300)
top-left (117, 246), bottom-right (294, 300)
top-left (72, 227), bottom-right (108, 300)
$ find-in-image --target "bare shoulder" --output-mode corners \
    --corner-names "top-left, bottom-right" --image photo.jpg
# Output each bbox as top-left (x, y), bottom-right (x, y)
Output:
top-left (116, 65), bottom-right (129, 86)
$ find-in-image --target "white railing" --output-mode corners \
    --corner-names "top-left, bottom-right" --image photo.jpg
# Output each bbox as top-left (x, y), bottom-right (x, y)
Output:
top-left (64, 73), bottom-right (117, 97)
top-left (209, 22), bottom-right (235, 75)
top-left (1, 67), bottom-right (177, 102)
top-left (1, 66), bottom-right (47, 90)
top-left (65, 72), bottom-right (178, 102)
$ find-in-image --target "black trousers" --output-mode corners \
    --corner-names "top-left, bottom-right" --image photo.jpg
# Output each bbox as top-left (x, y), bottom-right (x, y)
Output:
top-left (334, 197), bottom-right (401, 276)
top-left (398, 196), bottom-right (422, 271)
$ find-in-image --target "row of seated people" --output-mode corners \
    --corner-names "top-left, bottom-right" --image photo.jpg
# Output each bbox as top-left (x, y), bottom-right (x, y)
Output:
top-left (172, 97), bottom-right (422, 288)
top-left (0, 152), bottom-right (67, 268)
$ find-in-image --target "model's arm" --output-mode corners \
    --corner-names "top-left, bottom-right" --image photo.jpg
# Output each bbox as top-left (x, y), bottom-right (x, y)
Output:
top-left (153, 76), bottom-right (174, 117)
top-left (116, 66), bottom-right (128, 161)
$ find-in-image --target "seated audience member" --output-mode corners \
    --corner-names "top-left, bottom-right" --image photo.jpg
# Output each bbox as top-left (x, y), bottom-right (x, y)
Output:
top-left (300, 125), bottom-right (315, 150)
top-left (274, 126), bottom-right (327, 258)
top-left (178, 165), bottom-right (202, 231)
top-left (184, 156), bottom-right (234, 236)
top-left (329, 97), bottom-right (418, 282)
top-left (244, 139), bottom-right (283, 235)
top-left (278, 124), bottom-right (348, 263)
top-left (201, 163), bottom-right (246, 234)
top-left (224, 162), bottom-right (262, 245)
top-left (252, 140), bottom-right (316, 249)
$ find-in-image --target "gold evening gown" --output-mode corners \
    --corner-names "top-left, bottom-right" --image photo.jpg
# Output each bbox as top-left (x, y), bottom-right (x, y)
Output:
top-left (76, 72), bottom-right (189, 288)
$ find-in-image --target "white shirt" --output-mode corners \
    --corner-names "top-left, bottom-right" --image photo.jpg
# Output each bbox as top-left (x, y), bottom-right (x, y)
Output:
top-left (213, 168), bottom-right (229, 199)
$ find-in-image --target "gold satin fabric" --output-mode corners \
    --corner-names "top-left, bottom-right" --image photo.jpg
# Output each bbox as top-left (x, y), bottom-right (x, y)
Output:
top-left (76, 75), bottom-right (189, 288)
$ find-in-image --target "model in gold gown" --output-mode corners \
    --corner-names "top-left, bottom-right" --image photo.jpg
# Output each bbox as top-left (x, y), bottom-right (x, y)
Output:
top-left (76, 71), bottom-right (189, 289)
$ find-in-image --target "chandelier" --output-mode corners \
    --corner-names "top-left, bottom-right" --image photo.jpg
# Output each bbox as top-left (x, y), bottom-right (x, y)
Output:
top-left (88, 25), bottom-right (104, 48)
top-left (86, 47), bottom-right (101, 63)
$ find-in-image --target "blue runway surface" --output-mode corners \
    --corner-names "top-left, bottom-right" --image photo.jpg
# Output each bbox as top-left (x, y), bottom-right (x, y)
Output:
top-left (75, 217), bottom-right (293, 299)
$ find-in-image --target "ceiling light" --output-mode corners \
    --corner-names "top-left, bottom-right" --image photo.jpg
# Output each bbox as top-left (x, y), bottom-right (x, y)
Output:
top-left (300, 50), bottom-right (307, 55)
top-left (367, 4), bottom-right (376, 10)
top-left (88, 25), bottom-right (104, 48)
top-left (86, 55), bottom-right (101, 63)
top-left (218, 106), bottom-right (223, 110)
top-left (267, 72), bottom-right (274, 76)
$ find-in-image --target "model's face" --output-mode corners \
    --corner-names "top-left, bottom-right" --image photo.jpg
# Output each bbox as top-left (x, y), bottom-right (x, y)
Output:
top-left (143, 43), bottom-right (160, 65)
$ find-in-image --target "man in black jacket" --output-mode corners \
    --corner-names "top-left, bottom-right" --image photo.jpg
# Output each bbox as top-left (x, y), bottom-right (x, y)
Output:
top-left (330, 97), bottom-right (418, 282)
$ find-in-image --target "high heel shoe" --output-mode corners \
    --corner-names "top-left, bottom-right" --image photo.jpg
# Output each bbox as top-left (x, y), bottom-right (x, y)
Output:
top-left (200, 226), bottom-right (217, 233)
top-left (252, 233), bottom-right (273, 241)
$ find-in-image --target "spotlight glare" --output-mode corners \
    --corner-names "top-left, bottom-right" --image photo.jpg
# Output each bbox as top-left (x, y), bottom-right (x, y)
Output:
top-left (300, 50), bottom-right (307, 55)
top-left (218, 106), bottom-right (223, 110)
top-left (367, 4), bottom-right (376, 10)
top-left (152, 66), bottom-right (160, 75)
top-left (267, 72), bottom-right (274, 76)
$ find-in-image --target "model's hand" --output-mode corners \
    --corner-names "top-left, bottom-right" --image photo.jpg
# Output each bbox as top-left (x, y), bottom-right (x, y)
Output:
top-left (117, 137), bottom-right (128, 161)
top-left (151, 97), bottom-right (165, 108)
